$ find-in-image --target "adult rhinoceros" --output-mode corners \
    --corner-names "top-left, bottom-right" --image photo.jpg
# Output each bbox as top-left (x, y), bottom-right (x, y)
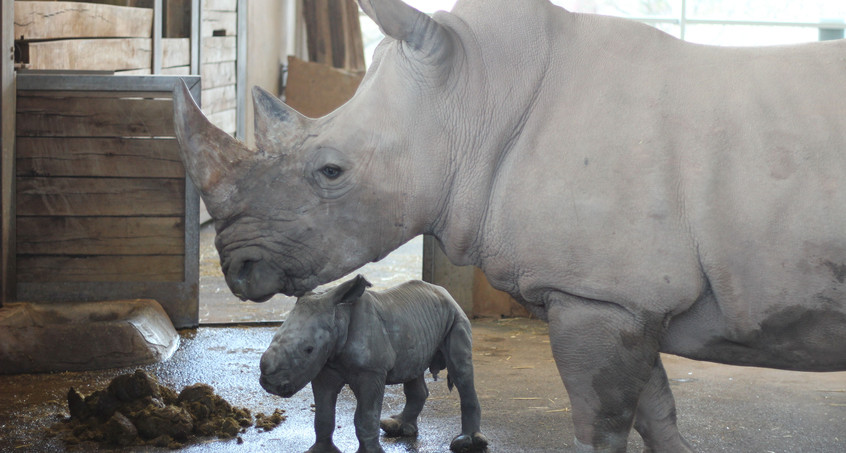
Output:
top-left (173, 0), bottom-right (846, 451)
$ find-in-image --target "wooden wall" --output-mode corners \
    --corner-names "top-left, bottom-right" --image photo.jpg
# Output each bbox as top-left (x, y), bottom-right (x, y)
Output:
top-left (200, 0), bottom-right (237, 135)
top-left (14, 1), bottom-right (190, 74)
top-left (14, 74), bottom-right (200, 328)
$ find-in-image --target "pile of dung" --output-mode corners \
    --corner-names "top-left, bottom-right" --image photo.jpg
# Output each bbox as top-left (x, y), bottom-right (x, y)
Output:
top-left (52, 369), bottom-right (286, 448)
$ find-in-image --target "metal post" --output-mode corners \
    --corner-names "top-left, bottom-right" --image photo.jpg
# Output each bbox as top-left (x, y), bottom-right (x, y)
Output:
top-left (190, 0), bottom-right (200, 75)
top-left (153, 0), bottom-right (162, 74)
top-left (1, 0), bottom-right (15, 305)
top-left (679, 0), bottom-right (687, 40)
top-left (236, 0), bottom-right (247, 140)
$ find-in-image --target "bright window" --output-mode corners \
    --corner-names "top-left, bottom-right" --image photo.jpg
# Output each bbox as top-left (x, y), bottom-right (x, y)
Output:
top-left (362, 0), bottom-right (846, 66)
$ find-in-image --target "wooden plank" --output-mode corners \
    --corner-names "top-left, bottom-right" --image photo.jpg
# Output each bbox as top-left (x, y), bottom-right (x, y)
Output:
top-left (16, 137), bottom-right (184, 178)
top-left (161, 65), bottom-right (190, 75)
top-left (202, 10), bottom-right (236, 36)
top-left (201, 61), bottom-right (235, 89)
top-left (16, 216), bottom-right (184, 255)
top-left (16, 177), bottom-right (184, 216)
top-left (14, 1), bottom-right (153, 40)
top-left (2, 0), bottom-right (15, 303)
top-left (163, 37), bottom-right (190, 67)
top-left (201, 84), bottom-right (235, 114)
top-left (165, 0), bottom-right (191, 38)
top-left (285, 56), bottom-right (363, 118)
top-left (16, 255), bottom-right (184, 282)
top-left (206, 109), bottom-right (236, 135)
top-left (24, 38), bottom-right (153, 71)
top-left (16, 95), bottom-right (175, 137)
top-left (203, 0), bottom-right (236, 11)
top-left (201, 35), bottom-right (236, 63)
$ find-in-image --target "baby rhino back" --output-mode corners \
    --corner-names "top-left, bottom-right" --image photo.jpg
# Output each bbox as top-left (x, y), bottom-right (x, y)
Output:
top-left (370, 281), bottom-right (467, 385)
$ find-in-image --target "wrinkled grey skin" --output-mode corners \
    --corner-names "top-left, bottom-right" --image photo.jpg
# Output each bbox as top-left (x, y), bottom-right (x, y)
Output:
top-left (259, 276), bottom-right (487, 453)
top-left (174, 0), bottom-right (846, 451)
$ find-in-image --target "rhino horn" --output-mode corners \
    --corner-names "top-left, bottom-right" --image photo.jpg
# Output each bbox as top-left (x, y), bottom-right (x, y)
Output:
top-left (172, 80), bottom-right (254, 200)
top-left (358, 0), bottom-right (450, 57)
top-left (252, 86), bottom-right (307, 153)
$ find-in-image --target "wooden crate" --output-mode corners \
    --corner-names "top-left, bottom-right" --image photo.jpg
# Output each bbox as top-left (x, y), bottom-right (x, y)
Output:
top-left (14, 74), bottom-right (201, 328)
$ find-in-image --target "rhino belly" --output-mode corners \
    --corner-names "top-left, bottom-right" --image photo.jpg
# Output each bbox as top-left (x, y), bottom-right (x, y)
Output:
top-left (662, 291), bottom-right (846, 372)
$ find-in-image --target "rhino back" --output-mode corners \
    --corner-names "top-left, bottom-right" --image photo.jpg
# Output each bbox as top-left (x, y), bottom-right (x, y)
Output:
top-left (369, 281), bottom-right (466, 384)
top-left (463, 6), bottom-right (846, 367)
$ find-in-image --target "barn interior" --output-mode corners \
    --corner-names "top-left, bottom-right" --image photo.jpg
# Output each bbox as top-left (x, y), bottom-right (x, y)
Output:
top-left (2, 1), bottom-right (846, 452)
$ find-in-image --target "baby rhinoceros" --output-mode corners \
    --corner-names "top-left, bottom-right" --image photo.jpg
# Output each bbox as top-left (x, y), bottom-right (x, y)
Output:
top-left (259, 275), bottom-right (488, 453)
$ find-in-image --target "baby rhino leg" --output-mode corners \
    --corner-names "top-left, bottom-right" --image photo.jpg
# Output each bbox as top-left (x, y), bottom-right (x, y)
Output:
top-left (380, 375), bottom-right (428, 437)
top-left (444, 321), bottom-right (488, 452)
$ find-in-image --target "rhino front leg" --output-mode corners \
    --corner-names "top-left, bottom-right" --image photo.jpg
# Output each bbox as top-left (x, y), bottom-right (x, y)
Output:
top-left (380, 374), bottom-right (428, 437)
top-left (444, 321), bottom-right (489, 452)
top-left (633, 357), bottom-right (695, 453)
top-left (308, 369), bottom-right (345, 453)
top-left (348, 371), bottom-right (388, 453)
top-left (306, 369), bottom-right (344, 453)
top-left (547, 295), bottom-right (665, 453)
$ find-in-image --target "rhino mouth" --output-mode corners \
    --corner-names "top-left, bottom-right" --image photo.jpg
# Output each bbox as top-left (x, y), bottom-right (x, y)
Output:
top-left (259, 374), bottom-right (303, 398)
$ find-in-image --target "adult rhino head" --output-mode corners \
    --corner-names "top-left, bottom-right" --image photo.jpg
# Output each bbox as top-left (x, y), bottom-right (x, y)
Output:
top-left (174, 0), bottom-right (496, 301)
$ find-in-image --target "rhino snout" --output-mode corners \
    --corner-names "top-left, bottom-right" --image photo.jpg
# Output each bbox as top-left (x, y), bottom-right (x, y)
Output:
top-left (224, 254), bottom-right (278, 302)
top-left (260, 348), bottom-right (300, 397)
top-left (259, 373), bottom-right (297, 397)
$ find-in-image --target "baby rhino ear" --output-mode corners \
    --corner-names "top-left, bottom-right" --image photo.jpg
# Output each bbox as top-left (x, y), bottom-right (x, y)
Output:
top-left (335, 275), bottom-right (372, 305)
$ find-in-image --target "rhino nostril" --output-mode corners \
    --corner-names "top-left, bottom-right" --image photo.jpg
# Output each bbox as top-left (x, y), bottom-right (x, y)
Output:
top-left (237, 259), bottom-right (256, 283)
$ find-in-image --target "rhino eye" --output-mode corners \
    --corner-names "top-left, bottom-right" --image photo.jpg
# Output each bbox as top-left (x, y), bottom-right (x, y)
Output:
top-left (304, 346), bottom-right (315, 354)
top-left (320, 165), bottom-right (343, 179)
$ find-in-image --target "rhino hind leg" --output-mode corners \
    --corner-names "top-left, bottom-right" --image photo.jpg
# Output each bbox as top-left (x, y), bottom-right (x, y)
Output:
top-left (443, 320), bottom-right (488, 452)
top-left (633, 357), bottom-right (695, 453)
top-left (380, 375), bottom-right (428, 437)
top-left (547, 294), bottom-right (674, 453)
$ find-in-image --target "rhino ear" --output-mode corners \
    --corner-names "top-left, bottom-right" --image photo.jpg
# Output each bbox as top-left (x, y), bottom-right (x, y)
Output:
top-left (252, 86), bottom-right (307, 153)
top-left (357, 0), bottom-right (451, 57)
top-left (173, 80), bottom-right (254, 200)
top-left (333, 275), bottom-right (372, 305)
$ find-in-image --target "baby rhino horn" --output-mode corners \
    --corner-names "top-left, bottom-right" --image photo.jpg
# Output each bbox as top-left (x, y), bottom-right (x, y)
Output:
top-left (172, 80), bottom-right (255, 200)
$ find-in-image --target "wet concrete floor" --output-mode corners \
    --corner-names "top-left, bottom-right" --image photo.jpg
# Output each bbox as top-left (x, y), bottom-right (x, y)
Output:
top-left (3, 316), bottom-right (846, 452)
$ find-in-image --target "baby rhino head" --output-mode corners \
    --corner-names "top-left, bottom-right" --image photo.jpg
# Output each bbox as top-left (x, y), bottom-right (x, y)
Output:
top-left (259, 275), bottom-right (371, 397)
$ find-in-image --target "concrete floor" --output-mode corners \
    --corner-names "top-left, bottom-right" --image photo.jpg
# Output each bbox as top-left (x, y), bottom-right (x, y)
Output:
top-left (2, 317), bottom-right (846, 452)
top-left (3, 226), bottom-right (846, 451)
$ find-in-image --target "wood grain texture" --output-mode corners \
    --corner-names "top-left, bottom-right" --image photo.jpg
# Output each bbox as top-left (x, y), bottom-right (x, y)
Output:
top-left (24, 38), bottom-right (152, 71)
top-left (16, 95), bottom-right (175, 137)
top-left (14, 1), bottom-right (153, 40)
top-left (16, 137), bottom-right (183, 178)
top-left (16, 216), bottom-right (184, 255)
top-left (16, 254), bottom-right (184, 282)
top-left (201, 36), bottom-right (236, 63)
top-left (16, 177), bottom-right (184, 216)
top-left (201, 61), bottom-right (236, 89)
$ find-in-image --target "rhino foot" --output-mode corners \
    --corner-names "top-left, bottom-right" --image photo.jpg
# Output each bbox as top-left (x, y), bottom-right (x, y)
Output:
top-left (306, 441), bottom-right (342, 453)
top-left (449, 432), bottom-right (489, 452)
top-left (379, 415), bottom-right (418, 437)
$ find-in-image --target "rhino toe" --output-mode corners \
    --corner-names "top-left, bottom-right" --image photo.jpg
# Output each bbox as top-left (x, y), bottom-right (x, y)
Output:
top-left (379, 415), bottom-right (418, 437)
top-left (449, 432), bottom-right (489, 452)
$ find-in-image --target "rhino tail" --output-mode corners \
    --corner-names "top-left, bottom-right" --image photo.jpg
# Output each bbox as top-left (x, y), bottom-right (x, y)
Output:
top-left (429, 349), bottom-right (447, 382)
